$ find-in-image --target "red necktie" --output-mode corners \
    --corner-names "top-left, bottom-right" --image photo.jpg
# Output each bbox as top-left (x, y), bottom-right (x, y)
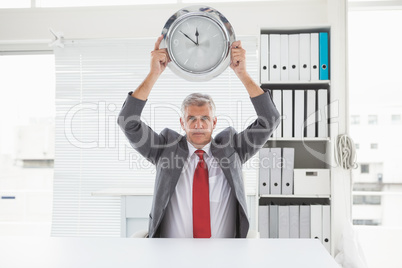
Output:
top-left (193, 149), bottom-right (211, 238)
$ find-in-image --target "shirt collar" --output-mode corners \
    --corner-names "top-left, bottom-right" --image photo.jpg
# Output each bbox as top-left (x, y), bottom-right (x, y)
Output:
top-left (187, 140), bottom-right (212, 159)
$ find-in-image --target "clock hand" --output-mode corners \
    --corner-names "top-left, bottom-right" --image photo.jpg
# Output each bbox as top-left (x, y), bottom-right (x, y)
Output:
top-left (179, 30), bottom-right (198, 46)
top-left (195, 27), bottom-right (199, 45)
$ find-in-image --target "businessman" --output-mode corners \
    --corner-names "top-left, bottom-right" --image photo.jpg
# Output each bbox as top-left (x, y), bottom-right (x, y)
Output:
top-left (118, 35), bottom-right (280, 238)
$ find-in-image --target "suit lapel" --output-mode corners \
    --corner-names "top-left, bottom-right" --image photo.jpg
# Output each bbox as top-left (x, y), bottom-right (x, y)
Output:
top-left (168, 135), bottom-right (189, 194)
top-left (211, 139), bottom-right (236, 191)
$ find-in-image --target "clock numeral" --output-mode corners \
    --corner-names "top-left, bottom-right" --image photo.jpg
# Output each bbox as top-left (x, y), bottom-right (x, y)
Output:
top-left (173, 39), bottom-right (180, 47)
top-left (194, 62), bottom-right (199, 69)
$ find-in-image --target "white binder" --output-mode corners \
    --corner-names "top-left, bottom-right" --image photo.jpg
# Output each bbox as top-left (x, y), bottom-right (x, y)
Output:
top-left (260, 34), bottom-right (269, 83)
top-left (289, 205), bottom-right (300, 238)
top-left (299, 205), bottom-right (310, 238)
top-left (269, 205), bottom-right (279, 238)
top-left (306, 90), bottom-right (316, 137)
top-left (280, 34), bottom-right (289, 81)
top-left (322, 205), bottom-right (331, 252)
top-left (282, 90), bottom-right (293, 138)
top-left (310, 205), bottom-right (323, 242)
top-left (258, 205), bottom-right (269, 238)
top-left (270, 148), bottom-right (282, 195)
top-left (317, 89), bottom-right (328, 138)
top-left (299, 33), bottom-right (311, 81)
top-left (281, 148), bottom-right (294, 195)
top-left (311, 33), bottom-right (319, 81)
top-left (288, 34), bottom-right (299, 81)
top-left (294, 90), bottom-right (305, 138)
top-left (278, 206), bottom-right (290, 238)
top-left (272, 90), bottom-right (282, 138)
top-left (259, 148), bottom-right (271, 195)
top-left (269, 34), bottom-right (281, 81)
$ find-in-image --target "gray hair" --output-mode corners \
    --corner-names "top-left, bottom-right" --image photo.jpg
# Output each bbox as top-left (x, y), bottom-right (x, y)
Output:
top-left (181, 93), bottom-right (216, 118)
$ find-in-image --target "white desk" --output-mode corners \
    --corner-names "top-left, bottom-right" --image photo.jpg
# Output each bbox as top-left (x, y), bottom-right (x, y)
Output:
top-left (0, 237), bottom-right (339, 268)
top-left (91, 188), bottom-right (257, 238)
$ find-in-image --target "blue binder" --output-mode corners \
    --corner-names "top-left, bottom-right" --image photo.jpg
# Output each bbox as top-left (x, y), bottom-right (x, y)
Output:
top-left (319, 32), bottom-right (329, 80)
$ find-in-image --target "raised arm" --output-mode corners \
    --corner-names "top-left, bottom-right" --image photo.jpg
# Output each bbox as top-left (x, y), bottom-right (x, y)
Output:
top-left (117, 35), bottom-right (172, 164)
top-left (230, 40), bottom-right (264, 98)
top-left (131, 35), bottom-right (170, 101)
top-left (221, 40), bottom-right (280, 163)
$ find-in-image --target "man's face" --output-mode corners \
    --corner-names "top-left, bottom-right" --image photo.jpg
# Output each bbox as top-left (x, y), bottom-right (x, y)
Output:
top-left (180, 104), bottom-right (217, 149)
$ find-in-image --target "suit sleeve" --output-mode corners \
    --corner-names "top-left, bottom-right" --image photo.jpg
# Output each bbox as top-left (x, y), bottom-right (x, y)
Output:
top-left (117, 92), bottom-right (166, 165)
top-left (233, 90), bottom-right (280, 163)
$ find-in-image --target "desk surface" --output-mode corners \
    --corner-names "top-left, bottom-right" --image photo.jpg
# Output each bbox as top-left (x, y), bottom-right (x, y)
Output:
top-left (0, 237), bottom-right (339, 268)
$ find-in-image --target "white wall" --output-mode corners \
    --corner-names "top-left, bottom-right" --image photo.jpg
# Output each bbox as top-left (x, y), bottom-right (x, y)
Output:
top-left (0, 1), bottom-right (327, 51)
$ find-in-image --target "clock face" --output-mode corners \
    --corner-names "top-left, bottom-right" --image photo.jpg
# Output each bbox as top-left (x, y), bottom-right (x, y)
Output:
top-left (168, 15), bottom-right (228, 74)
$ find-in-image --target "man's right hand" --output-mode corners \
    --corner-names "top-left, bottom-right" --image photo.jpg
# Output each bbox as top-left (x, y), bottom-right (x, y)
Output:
top-left (131, 35), bottom-right (171, 100)
top-left (149, 35), bottom-right (171, 77)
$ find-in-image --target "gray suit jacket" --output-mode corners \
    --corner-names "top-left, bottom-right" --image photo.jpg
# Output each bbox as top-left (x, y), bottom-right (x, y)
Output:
top-left (117, 91), bottom-right (279, 238)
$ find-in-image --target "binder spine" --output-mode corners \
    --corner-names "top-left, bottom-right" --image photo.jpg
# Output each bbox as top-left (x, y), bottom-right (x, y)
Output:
top-left (269, 34), bottom-right (281, 81)
top-left (299, 33), bottom-right (311, 81)
top-left (260, 34), bottom-right (269, 83)
top-left (258, 205), bottom-right (269, 238)
top-left (259, 148), bottom-right (271, 195)
top-left (317, 89), bottom-right (329, 138)
top-left (281, 148), bottom-right (295, 195)
top-left (288, 34), bottom-right (300, 81)
top-left (310, 33), bottom-right (319, 81)
top-left (270, 148), bottom-right (282, 195)
top-left (272, 90), bottom-right (282, 138)
top-left (282, 90), bottom-right (293, 138)
top-left (294, 90), bottom-right (305, 138)
top-left (319, 32), bottom-right (329, 80)
top-left (280, 34), bottom-right (289, 81)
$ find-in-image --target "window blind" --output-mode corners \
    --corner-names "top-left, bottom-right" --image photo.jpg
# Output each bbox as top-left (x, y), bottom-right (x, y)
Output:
top-left (52, 36), bottom-right (259, 237)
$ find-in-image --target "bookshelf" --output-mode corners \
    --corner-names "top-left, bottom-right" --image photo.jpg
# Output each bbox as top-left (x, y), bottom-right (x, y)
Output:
top-left (256, 20), bottom-right (339, 254)
top-left (253, 0), bottom-right (350, 254)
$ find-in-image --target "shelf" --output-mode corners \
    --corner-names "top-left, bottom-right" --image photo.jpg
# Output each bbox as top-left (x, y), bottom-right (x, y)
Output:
top-left (262, 80), bottom-right (330, 85)
top-left (261, 25), bottom-right (331, 34)
top-left (261, 82), bottom-right (330, 90)
top-left (264, 140), bottom-right (329, 169)
top-left (260, 195), bottom-right (330, 199)
top-left (269, 138), bottom-right (330, 142)
top-left (259, 195), bottom-right (331, 206)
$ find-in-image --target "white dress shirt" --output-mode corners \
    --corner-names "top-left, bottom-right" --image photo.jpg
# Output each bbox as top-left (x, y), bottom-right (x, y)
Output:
top-left (160, 140), bottom-right (236, 238)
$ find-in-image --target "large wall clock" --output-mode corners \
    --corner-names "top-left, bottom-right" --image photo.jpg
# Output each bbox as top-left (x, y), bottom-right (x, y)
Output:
top-left (161, 6), bottom-right (236, 82)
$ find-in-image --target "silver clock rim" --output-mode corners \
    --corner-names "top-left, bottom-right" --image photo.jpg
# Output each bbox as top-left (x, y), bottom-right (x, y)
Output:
top-left (161, 5), bottom-right (236, 82)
